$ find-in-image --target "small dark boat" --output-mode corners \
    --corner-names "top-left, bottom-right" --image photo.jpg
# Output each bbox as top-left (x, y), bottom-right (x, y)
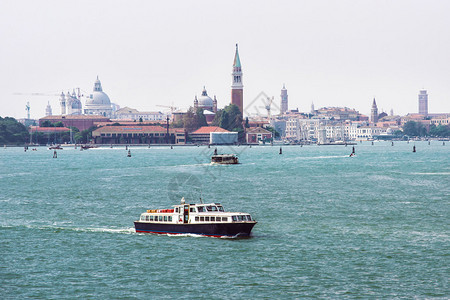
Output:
top-left (211, 154), bottom-right (239, 164)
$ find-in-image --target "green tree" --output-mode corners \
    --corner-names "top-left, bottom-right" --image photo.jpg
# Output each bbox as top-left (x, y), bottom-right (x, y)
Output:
top-left (41, 120), bottom-right (54, 127)
top-left (429, 124), bottom-right (450, 137)
top-left (403, 121), bottom-right (427, 137)
top-left (196, 108), bottom-right (208, 128)
top-left (213, 104), bottom-right (243, 131)
top-left (0, 117), bottom-right (29, 145)
top-left (265, 126), bottom-right (280, 138)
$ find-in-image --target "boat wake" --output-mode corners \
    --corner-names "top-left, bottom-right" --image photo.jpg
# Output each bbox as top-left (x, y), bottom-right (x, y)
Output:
top-left (4, 224), bottom-right (136, 235)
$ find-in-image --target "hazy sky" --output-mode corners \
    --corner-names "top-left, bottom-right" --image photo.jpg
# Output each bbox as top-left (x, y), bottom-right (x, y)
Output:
top-left (1, 0), bottom-right (449, 119)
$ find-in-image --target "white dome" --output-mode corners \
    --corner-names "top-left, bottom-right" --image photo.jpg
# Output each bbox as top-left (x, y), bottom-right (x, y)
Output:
top-left (86, 91), bottom-right (111, 106)
top-left (197, 87), bottom-right (214, 108)
top-left (85, 77), bottom-right (112, 109)
top-left (198, 95), bottom-right (213, 107)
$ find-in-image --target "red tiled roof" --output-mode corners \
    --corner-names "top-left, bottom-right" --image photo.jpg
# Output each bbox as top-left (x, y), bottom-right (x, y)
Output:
top-left (191, 126), bottom-right (229, 134)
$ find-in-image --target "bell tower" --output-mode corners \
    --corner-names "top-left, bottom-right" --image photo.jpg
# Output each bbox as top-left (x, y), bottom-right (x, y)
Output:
top-left (231, 44), bottom-right (244, 116)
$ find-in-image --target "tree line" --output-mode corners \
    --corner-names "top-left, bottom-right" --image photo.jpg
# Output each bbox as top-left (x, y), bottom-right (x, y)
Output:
top-left (402, 121), bottom-right (449, 137)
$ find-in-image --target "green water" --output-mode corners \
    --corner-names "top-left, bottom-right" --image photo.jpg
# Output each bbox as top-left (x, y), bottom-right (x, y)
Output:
top-left (1, 142), bottom-right (449, 298)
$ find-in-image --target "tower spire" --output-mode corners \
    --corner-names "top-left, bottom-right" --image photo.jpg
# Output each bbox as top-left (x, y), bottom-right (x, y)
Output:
top-left (231, 44), bottom-right (244, 115)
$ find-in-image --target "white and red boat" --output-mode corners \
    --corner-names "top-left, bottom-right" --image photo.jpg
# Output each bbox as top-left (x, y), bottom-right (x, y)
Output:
top-left (134, 198), bottom-right (256, 237)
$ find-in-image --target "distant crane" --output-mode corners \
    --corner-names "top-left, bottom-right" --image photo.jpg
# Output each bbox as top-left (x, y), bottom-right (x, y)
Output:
top-left (265, 96), bottom-right (274, 120)
top-left (156, 104), bottom-right (179, 113)
top-left (14, 92), bottom-right (60, 96)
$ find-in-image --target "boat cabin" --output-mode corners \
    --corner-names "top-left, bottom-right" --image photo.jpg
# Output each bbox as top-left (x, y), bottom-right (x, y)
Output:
top-left (138, 200), bottom-right (253, 225)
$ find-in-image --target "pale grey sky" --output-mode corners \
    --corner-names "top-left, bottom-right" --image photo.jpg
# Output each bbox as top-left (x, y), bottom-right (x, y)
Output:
top-left (1, 0), bottom-right (449, 119)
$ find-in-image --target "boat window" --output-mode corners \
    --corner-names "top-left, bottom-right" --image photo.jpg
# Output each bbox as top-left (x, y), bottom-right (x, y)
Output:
top-left (150, 216), bottom-right (154, 221)
top-left (141, 216), bottom-right (145, 221)
top-left (197, 206), bottom-right (205, 212)
top-left (217, 206), bottom-right (224, 212)
top-left (190, 207), bottom-right (196, 213)
top-left (232, 216), bottom-right (237, 222)
top-left (159, 216), bottom-right (162, 221)
top-left (222, 217), bottom-right (228, 222)
top-left (205, 217), bottom-right (210, 221)
top-left (246, 215), bottom-right (252, 221)
top-left (210, 217), bottom-right (215, 222)
top-left (169, 216), bottom-right (172, 222)
top-left (164, 216), bottom-right (167, 222)
top-left (175, 207), bottom-right (179, 213)
top-left (154, 216), bottom-right (157, 222)
top-left (195, 217), bottom-right (199, 222)
top-left (206, 206), bottom-right (217, 212)
top-left (200, 217), bottom-right (205, 222)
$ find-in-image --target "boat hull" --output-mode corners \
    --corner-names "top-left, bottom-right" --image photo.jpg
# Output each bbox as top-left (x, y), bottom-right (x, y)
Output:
top-left (134, 221), bottom-right (256, 237)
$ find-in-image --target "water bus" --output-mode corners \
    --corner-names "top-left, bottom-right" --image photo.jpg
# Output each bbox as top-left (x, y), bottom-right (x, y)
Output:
top-left (134, 198), bottom-right (256, 237)
top-left (211, 154), bottom-right (239, 164)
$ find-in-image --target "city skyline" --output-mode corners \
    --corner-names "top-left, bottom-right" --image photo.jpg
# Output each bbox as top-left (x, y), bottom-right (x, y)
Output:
top-left (1, 0), bottom-right (450, 119)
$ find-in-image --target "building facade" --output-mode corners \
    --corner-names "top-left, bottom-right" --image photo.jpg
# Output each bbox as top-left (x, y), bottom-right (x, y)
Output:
top-left (115, 107), bottom-right (166, 121)
top-left (92, 126), bottom-right (185, 144)
top-left (39, 115), bottom-right (110, 131)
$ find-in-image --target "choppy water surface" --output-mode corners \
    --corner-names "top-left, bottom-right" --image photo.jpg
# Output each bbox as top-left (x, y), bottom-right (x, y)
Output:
top-left (1, 142), bottom-right (449, 298)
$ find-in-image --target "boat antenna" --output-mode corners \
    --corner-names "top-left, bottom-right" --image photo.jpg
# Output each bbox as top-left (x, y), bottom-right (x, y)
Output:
top-left (200, 190), bottom-right (203, 204)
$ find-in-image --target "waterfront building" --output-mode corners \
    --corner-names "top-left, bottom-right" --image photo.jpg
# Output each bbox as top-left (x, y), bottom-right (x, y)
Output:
top-left (39, 115), bottom-right (110, 131)
top-left (92, 126), bottom-right (185, 144)
top-left (189, 126), bottom-right (229, 144)
top-left (430, 114), bottom-right (450, 126)
top-left (280, 84), bottom-right (288, 115)
top-left (45, 102), bottom-right (52, 116)
top-left (115, 107), bottom-right (166, 121)
top-left (231, 44), bottom-right (244, 115)
top-left (371, 98), bottom-right (379, 123)
top-left (418, 90), bottom-right (428, 116)
top-left (246, 127), bottom-right (272, 144)
top-left (84, 77), bottom-right (113, 117)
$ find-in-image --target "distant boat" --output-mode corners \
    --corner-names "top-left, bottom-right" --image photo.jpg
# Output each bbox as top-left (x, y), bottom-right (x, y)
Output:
top-left (81, 144), bottom-right (98, 150)
top-left (211, 154), bottom-right (239, 165)
top-left (49, 145), bottom-right (62, 150)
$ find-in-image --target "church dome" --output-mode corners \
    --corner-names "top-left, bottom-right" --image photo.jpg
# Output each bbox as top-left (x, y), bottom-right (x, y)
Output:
top-left (85, 77), bottom-right (112, 107)
top-left (197, 87), bottom-right (213, 108)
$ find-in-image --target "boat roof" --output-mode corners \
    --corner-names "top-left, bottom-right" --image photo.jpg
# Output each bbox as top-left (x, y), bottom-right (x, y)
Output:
top-left (212, 154), bottom-right (237, 157)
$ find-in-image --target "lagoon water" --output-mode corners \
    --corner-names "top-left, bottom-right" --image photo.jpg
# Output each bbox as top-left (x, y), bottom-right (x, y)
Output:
top-left (1, 142), bottom-right (449, 299)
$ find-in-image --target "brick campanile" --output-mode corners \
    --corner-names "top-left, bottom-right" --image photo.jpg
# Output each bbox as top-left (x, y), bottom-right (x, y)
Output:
top-left (231, 44), bottom-right (244, 115)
